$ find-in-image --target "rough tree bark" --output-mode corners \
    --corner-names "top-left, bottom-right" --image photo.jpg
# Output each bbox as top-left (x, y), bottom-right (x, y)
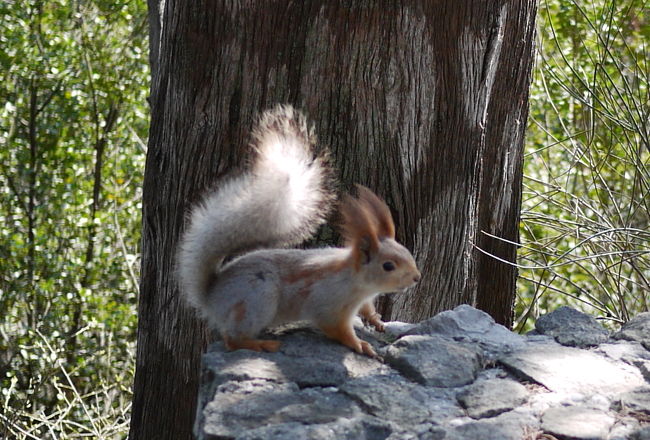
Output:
top-left (130, 1), bottom-right (537, 439)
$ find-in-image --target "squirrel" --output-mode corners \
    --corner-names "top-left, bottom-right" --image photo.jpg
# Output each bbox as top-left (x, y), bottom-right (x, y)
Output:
top-left (177, 105), bottom-right (421, 357)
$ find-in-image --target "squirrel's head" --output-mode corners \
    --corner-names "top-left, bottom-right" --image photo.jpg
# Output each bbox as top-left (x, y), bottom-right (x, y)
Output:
top-left (339, 185), bottom-right (421, 293)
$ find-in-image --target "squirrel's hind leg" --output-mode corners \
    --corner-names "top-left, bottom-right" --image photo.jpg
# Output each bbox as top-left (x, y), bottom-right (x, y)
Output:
top-left (217, 290), bottom-right (280, 353)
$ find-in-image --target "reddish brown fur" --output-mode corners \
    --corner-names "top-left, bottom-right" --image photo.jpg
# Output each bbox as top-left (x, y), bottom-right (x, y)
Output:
top-left (340, 195), bottom-right (377, 270)
top-left (339, 194), bottom-right (376, 247)
top-left (224, 336), bottom-right (280, 352)
top-left (281, 259), bottom-right (348, 285)
top-left (320, 318), bottom-right (376, 357)
top-left (338, 185), bottom-right (396, 270)
top-left (297, 285), bottom-right (311, 299)
top-left (354, 185), bottom-right (395, 239)
top-left (233, 300), bottom-right (247, 323)
top-left (279, 259), bottom-right (348, 317)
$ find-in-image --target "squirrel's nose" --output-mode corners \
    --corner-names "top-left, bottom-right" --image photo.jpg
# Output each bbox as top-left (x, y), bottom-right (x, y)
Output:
top-left (412, 272), bottom-right (421, 283)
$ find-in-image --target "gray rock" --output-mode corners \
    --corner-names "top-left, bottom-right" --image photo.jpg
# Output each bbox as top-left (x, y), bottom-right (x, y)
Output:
top-left (340, 374), bottom-right (464, 426)
top-left (383, 334), bottom-right (483, 387)
top-left (598, 341), bottom-right (650, 363)
top-left (387, 425), bottom-right (447, 440)
top-left (201, 330), bottom-right (390, 388)
top-left (612, 388), bottom-right (650, 415)
top-left (500, 341), bottom-right (645, 394)
top-left (235, 417), bottom-right (394, 440)
top-left (525, 387), bottom-right (614, 417)
top-left (382, 321), bottom-right (417, 338)
top-left (632, 426), bottom-right (650, 440)
top-left (445, 422), bottom-right (520, 440)
top-left (193, 306), bottom-right (650, 440)
top-left (535, 306), bottom-right (609, 347)
top-left (614, 312), bottom-right (650, 350)
top-left (198, 380), bottom-right (363, 439)
top-left (541, 406), bottom-right (616, 439)
top-left (456, 377), bottom-right (528, 419)
top-left (404, 304), bottom-right (526, 360)
top-left (609, 417), bottom-right (643, 440)
top-left (598, 341), bottom-right (650, 383)
top-left (636, 361), bottom-right (650, 384)
top-left (446, 410), bottom-right (539, 440)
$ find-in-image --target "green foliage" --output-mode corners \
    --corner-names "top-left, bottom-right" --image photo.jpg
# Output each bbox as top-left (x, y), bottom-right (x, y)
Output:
top-left (2, 0), bottom-right (648, 436)
top-left (517, 0), bottom-right (650, 331)
top-left (0, 0), bottom-right (148, 438)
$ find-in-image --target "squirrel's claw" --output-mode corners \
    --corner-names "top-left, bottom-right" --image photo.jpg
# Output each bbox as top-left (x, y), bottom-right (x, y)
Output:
top-left (359, 340), bottom-right (378, 358)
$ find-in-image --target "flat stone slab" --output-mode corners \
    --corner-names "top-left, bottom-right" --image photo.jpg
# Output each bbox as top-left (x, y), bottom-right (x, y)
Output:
top-left (383, 334), bottom-right (483, 387)
top-left (200, 380), bottom-right (369, 439)
top-left (598, 341), bottom-right (650, 363)
top-left (598, 341), bottom-right (650, 383)
top-left (340, 374), bottom-right (463, 427)
top-left (446, 410), bottom-right (539, 440)
top-left (500, 342), bottom-right (645, 395)
top-left (542, 406), bottom-right (616, 440)
top-left (535, 306), bottom-right (609, 348)
top-left (456, 377), bottom-right (528, 419)
top-left (201, 331), bottom-right (390, 388)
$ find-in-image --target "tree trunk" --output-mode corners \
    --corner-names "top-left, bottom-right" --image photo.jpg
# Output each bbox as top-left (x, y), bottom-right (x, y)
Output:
top-left (130, 1), bottom-right (537, 439)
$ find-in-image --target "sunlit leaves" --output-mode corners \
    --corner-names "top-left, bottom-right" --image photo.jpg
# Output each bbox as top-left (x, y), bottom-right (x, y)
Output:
top-left (1, 0), bottom-right (148, 438)
top-left (517, 0), bottom-right (650, 331)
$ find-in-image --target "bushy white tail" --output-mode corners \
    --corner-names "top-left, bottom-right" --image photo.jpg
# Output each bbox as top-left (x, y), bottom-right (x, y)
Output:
top-left (177, 105), bottom-right (335, 309)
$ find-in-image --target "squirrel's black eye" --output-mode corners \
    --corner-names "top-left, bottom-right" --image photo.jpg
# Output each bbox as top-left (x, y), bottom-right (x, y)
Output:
top-left (382, 261), bottom-right (396, 272)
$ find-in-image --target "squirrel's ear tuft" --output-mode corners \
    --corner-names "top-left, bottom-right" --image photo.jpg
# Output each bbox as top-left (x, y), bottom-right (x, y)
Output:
top-left (354, 185), bottom-right (395, 240)
top-left (338, 193), bottom-right (379, 268)
top-left (338, 185), bottom-right (396, 269)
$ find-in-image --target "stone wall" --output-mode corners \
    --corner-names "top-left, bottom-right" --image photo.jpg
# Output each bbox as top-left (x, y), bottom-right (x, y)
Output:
top-left (194, 305), bottom-right (650, 440)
